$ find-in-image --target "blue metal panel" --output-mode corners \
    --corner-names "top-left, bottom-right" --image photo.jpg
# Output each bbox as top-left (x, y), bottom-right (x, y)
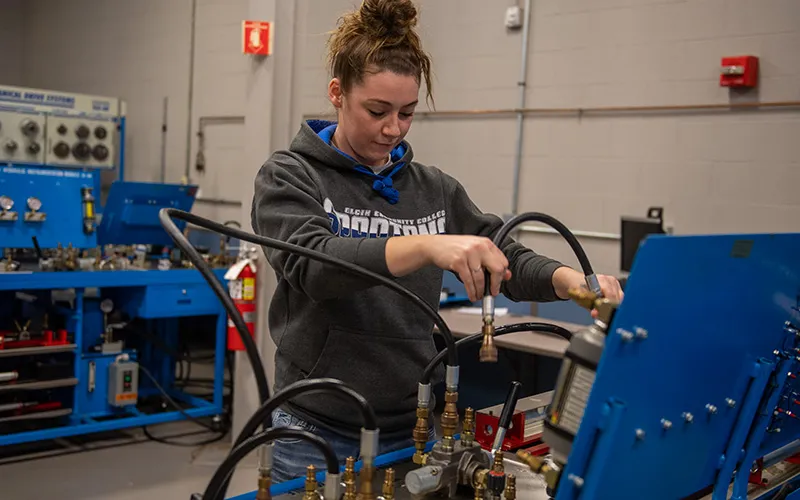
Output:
top-left (96, 181), bottom-right (198, 247)
top-left (0, 164), bottom-right (100, 249)
top-left (557, 233), bottom-right (800, 500)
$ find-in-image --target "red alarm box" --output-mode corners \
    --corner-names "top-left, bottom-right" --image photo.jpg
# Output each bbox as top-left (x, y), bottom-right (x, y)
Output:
top-left (720, 56), bottom-right (758, 88)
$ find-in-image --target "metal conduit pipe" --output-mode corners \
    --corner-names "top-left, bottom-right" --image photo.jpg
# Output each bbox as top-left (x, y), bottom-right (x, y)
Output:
top-left (511, 0), bottom-right (533, 216)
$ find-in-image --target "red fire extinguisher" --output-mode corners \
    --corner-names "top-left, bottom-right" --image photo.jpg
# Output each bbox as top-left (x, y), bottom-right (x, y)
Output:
top-left (224, 258), bottom-right (257, 351)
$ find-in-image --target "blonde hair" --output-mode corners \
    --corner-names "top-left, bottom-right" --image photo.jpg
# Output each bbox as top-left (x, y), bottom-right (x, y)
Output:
top-left (326, 0), bottom-right (434, 106)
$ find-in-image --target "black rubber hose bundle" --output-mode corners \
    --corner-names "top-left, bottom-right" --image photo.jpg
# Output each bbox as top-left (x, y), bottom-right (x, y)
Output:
top-left (420, 322), bottom-right (573, 385)
top-left (202, 427), bottom-right (338, 500)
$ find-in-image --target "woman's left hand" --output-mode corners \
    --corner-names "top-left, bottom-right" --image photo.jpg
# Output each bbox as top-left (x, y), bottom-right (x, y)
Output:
top-left (552, 267), bottom-right (624, 303)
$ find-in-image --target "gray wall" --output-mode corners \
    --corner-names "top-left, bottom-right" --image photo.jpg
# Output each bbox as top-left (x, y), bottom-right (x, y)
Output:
top-left (0, 0), bottom-right (24, 86)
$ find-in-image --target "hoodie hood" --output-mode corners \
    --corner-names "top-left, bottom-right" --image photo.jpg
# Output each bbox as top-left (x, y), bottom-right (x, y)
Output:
top-left (289, 120), bottom-right (414, 204)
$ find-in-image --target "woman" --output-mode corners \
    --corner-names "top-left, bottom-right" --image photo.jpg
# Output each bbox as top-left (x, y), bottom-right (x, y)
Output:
top-left (251, 0), bottom-right (623, 482)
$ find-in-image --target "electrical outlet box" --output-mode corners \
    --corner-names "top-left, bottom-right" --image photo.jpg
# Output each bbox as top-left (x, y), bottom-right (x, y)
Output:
top-left (505, 6), bottom-right (522, 29)
top-left (108, 360), bottom-right (138, 407)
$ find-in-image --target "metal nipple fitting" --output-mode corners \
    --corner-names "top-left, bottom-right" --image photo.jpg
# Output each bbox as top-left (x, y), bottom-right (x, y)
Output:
top-left (462, 407), bottom-right (476, 447)
top-left (344, 457), bottom-right (357, 500)
top-left (357, 464), bottom-right (376, 500)
top-left (504, 475), bottom-right (516, 500)
top-left (382, 468), bottom-right (395, 500)
top-left (255, 470), bottom-right (272, 500)
top-left (303, 465), bottom-right (321, 500)
top-left (480, 296), bottom-right (498, 362)
top-left (440, 390), bottom-right (460, 451)
top-left (413, 406), bottom-right (430, 464)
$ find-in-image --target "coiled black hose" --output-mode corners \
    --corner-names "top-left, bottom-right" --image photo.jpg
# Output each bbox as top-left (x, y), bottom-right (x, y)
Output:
top-left (420, 322), bottom-right (573, 385)
top-left (216, 378), bottom-right (376, 499)
top-left (159, 209), bottom-right (270, 404)
top-left (159, 209), bottom-right (458, 371)
top-left (202, 427), bottom-right (338, 500)
top-left (485, 212), bottom-right (597, 298)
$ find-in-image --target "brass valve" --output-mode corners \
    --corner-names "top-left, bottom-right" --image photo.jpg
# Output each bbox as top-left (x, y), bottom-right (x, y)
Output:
top-left (479, 322), bottom-right (498, 362)
top-left (474, 471), bottom-right (487, 500)
top-left (382, 468), bottom-right (395, 500)
top-left (413, 406), bottom-right (430, 464)
top-left (568, 287), bottom-right (619, 324)
top-left (462, 407), bottom-right (476, 447)
top-left (440, 390), bottom-right (460, 451)
top-left (303, 465), bottom-right (321, 500)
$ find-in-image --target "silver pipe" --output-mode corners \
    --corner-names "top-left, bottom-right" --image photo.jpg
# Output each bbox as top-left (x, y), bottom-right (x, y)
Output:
top-left (510, 0), bottom-right (532, 215)
top-left (160, 96), bottom-right (168, 183)
top-left (184, 0), bottom-right (198, 183)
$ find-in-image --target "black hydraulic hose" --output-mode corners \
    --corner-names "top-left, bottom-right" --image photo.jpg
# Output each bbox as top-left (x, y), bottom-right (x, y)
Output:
top-left (159, 209), bottom-right (270, 405)
top-left (159, 209), bottom-right (458, 368)
top-left (202, 427), bottom-right (338, 500)
top-left (485, 212), bottom-right (596, 298)
top-left (420, 322), bottom-right (573, 385)
top-left (216, 378), bottom-right (376, 499)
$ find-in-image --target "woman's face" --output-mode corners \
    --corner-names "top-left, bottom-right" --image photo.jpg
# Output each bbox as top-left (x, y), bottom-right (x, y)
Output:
top-left (328, 69), bottom-right (419, 167)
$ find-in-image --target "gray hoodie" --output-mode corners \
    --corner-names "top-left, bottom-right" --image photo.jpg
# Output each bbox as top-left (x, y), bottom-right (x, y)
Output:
top-left (251, 120), bottom-right (565, 440)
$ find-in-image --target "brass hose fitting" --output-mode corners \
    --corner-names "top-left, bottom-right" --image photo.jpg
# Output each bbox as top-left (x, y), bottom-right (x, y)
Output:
top-left (504, 475), bottom-right (516, 500)
top-left (303, 465), bottom-right (321, 500)
top-left (462, 407), bottom-right (476, 447)
top-left (344, 457), bottom-right (357, 500)
top-left (413, 406), bottom-right (430, 464)
top-left (440, 390), bottom-right (460, 451)
top-left (255, 469), bottom-right (272, 500)
top-left (382, 468), bottom-right (395, 500)
top-left (516, 450), bottom-right (561, 490)
top-left (357, 465), bottom-right (376, 500)
top-left (474, 472), bottom-right (487, 500)
top-left (479, 322), bottom-right (498, 362)
top-left (492, 450), bottom-right (505, 474)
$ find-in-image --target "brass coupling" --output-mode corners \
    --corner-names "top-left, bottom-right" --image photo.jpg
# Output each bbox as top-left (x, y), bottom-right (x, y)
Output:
top-left (504, 474), bottom-right (516, 500)
top-left (382, 468), bottom-right (395, 500)
top-left (462, 407), bottom-right (476, 447)
top-left (479, 322), bottom-right (498, 362)
top-left (356, 465), bottom-right (376, 500)
top-left (303, 465), bottom-right (321, 500)
top-left (343, 457), bottom-right (357, 500)
top-left (474, 469), bottom-right (487, 500)
top-left (516, 450), bottom-right (561, 490)
top-left (440, 390), bottom-right (460, 450)
top-left (413, 406), bottom-right (430, 464)
top-left (255, 469), bottom-right (272, 500)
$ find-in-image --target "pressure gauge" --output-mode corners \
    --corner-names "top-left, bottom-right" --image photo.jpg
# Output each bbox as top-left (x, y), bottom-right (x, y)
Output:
top-left (27, 197), bottom-right (42, 212)
top-left (100, 299), bottom-right (114, 314)
top-left (0, 195), bottom-right (13, 211)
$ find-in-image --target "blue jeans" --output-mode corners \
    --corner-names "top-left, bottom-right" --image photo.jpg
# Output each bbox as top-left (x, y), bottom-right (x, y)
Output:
top-left (270, 408), bottom-right (435, 483)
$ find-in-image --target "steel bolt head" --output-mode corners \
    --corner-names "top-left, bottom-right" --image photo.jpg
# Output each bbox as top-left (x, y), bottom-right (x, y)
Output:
top-left (635, 429), bottom-right (646, 440)
top-left (635, 327), bottom-right (648, 339)
top-left (726, 398), bottom-right (736, 408)
top-left (661, 419), bottom-right (672, 430)
top-left (617, 328), bottom-right (634, 342)
top-left (682, 412), bottom-right (694, 423)
top-left (706, 404), bottom-right (718, 415)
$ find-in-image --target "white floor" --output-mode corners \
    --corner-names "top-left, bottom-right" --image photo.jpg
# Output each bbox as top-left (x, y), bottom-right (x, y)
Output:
top-left (0, 422), bottom-right (259, 500)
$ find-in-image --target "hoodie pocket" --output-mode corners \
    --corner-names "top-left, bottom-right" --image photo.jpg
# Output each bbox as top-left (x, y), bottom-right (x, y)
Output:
top-left (307, 325), bottom-right (434, 413)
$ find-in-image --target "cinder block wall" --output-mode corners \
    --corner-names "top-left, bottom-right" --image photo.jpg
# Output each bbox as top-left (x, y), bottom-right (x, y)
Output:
top-left (9, 0), bottom-right (800, 272)
top-left (0, 0), bottom-right (24, 86)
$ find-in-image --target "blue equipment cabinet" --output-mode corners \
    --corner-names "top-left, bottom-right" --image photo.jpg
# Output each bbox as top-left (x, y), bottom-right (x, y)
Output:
top-left (0, 85), bottom-right (231, 447)
top-left (557, 232), bottom-right (800, 500)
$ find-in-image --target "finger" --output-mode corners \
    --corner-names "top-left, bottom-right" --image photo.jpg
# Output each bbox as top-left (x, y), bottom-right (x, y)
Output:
top-left (504, 269), bottom-right (512, 281)
top-left (454, 262), bottom-right (478, 302)
top-left (481, 246), bottom-right (507, 297)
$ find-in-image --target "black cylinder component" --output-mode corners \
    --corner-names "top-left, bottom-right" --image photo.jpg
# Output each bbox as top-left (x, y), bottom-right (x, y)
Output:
top-left (27, 142), bottom-right (41, 155)
top-left (72, 142), bottom-right (91, 160)
top-left (75, 124), bottom-right (90, 139)
top-left (92, 144), bottom-right (109, 161)
top-left (94, 126), bottom-right (107, 140)
top-left (5, 140), bottom-right (18, 153)
top-left (54, 142), bottom-right (70, 159)
top-left (57, 124), bottom-right (68, 135)
top-left (487, 471), bottom-right (506, 496)
top-left (499, 381), bottom-right (522, 432)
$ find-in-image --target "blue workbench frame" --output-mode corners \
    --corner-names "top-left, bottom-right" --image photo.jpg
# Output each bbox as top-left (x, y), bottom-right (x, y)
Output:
top-left (0, 269), bottom-right (228, 447)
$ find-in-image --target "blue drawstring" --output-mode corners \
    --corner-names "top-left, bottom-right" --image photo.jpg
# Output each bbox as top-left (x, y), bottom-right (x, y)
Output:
top-left (354, 163), bottom-right (404, 204)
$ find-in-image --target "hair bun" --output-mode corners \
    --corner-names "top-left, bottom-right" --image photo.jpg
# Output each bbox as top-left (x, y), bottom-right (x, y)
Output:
top-left (359, 0), bottom-right (418, 41)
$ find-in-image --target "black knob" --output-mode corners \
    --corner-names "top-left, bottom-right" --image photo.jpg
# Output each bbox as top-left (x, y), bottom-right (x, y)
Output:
top-left (94, 126), bottom-right (108, 140)
top-left (27, 142), bottom-right (41, 155)
top-left (92, 144), bottom-right (109, 161)
top-left (5, 140), bottom-right (18, 152)
top-left (75, 125), bottom-right (90, 139)
top-left (54, 141), bottom-right (70, 159)
top-left (72, 142), bottom-right (91, 160)
top-left (21, 119), bottom-right (40, 136)
top-left (57, 124), bottom-right (68, 135)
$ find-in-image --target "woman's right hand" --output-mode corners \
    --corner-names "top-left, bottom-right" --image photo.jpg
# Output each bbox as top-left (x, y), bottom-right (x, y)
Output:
top-left (424, 235), bottom-right (511, 302)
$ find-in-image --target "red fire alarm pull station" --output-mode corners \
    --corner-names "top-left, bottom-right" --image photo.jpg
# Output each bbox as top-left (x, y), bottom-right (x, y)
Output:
top-left (242, 20), bottom-right (273, 56)
top-left (720, 56), bottom-right (758, 88)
